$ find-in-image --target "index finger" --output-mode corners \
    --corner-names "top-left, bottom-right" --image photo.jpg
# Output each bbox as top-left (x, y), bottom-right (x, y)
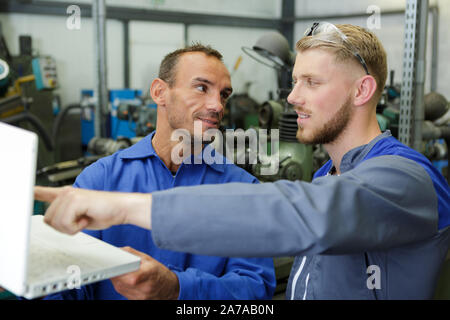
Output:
top-left (34, 186), bottom-right (64, 203)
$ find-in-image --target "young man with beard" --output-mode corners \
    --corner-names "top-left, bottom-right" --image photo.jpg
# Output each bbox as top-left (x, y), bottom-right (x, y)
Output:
top-left (38, 44), bottom-right (276, 300)
top-left (36, 24), bottom-right (449, 299)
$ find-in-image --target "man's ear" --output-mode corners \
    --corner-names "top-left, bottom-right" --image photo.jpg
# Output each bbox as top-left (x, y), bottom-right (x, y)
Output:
top-left (353, 75), bottom-right (378, 107)
top-left (150, 78), bottom-right (168, 106)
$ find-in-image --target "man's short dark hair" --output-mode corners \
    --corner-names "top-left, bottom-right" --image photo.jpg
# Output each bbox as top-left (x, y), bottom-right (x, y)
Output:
top-left (158, 43), bottom-right (223, 87)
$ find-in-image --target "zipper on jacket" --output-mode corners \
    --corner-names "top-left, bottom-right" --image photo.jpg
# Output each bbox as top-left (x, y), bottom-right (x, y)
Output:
top-left (290, 256), bottom-right (306, 300)
top-left (303, 273), bottom-right (310, 300)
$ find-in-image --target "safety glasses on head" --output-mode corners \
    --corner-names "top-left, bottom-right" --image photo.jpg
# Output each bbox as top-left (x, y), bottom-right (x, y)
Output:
top-left (304, 22), bottom-right (370, 75)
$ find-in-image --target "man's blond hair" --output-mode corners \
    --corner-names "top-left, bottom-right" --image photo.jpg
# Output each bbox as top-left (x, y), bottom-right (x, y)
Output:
top-left (296, 24), bottom-right (387, 101)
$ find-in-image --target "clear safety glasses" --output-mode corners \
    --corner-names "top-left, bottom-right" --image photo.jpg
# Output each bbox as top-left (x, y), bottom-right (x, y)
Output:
top-left (304, 22), bottom-right (370, 75)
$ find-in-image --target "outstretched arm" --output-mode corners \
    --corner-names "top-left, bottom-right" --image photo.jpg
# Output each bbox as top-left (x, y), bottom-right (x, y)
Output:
top-left (35, 186), bottom-right (152, 234)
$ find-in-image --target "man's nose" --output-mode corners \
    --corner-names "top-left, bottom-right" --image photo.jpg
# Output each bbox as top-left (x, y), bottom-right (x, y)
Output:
top-left (287, 85), bottom-right (305, 107)
top-left (206, 93), bottom-right (225, 114)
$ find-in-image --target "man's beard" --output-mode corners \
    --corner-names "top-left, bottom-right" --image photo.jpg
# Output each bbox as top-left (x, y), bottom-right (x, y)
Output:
top-left (296, 95), bottom-right (353, 145)
top-left (167, 106), bottom-right (221, 145)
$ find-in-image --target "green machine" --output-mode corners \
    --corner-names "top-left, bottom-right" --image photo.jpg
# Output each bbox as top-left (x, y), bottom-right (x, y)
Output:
top-left (252, 99), bottom-right (313, 183)
top-left (238, 31), bottom-right (315, 183)
top-left (237, 32), bottom-right (316, 298)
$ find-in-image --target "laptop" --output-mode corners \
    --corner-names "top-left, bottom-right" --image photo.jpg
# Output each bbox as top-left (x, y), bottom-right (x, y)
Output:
top-left (0, 122), bottom-right (141, 299)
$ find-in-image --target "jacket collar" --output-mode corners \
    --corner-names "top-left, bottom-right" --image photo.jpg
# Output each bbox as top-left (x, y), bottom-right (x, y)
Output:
top-left (119, 131), bottom-right (157, 160)
top-left (339, 130), bottom-right (392, 173)
top-left (119, 131), bottom-right (224, 173)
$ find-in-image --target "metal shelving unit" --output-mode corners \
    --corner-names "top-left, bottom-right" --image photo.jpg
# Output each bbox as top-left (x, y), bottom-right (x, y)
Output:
top-left (399, 0), bottom-right (429, 151)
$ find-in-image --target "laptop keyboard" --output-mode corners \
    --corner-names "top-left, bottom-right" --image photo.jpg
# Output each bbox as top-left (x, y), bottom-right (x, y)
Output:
top-left (27, 237), bottom-right (96, 281)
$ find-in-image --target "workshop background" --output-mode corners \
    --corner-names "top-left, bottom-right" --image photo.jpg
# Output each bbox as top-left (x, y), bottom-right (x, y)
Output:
top-left (0, 0), bottom-right (449, 300)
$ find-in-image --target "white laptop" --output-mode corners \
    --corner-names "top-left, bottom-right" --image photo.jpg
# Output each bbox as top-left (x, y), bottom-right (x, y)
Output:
top-left (0, 122), bottom-right (141, 299)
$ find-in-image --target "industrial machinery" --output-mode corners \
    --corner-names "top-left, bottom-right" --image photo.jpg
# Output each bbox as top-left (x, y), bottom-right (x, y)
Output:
top-left (376, 70), bottom-right (401, 137)
top-left (422, 91), bottom-right (450, 180)
top-left (223, 92), bottom-right (259, 130)
top-left (241, 31), bottom-right (315, 182)
top-left (38, 89), bottom-right (157, 187)
top-left (375, 68), bottom-right (449, 181)
top-left (80, 89), bottom-right (157, 148)
top-left (31, 56), bottom-right (58, 91)
top-left (0, 25), bottom-right (58, 168)
top-left (240, 31), bottom-right (316, 298)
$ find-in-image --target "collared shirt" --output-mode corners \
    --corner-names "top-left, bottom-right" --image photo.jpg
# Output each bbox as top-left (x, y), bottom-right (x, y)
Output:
top-left (45, 131), bottom-right (276, 300)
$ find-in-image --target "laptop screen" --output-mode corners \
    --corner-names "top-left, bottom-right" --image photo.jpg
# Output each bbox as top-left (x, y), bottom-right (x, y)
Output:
top-left (0, 122), bottom-right (38, 296)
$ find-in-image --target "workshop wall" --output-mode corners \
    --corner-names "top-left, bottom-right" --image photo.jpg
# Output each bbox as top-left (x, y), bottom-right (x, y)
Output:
top-left (128, 21), bottom-right (184, 96)
top-left (43, 0), bottom-right (282, 18)
top-left (187, 25), bottom-right (279, 104)
top-left (1, 0), bottom-right (448, 107)
top-left (129, 22), bottom-right (278, 104)
top-left (293, 0), bottom-right (450, 100)
top-left (0, 13), bottom-right (124, 106)
top-left (0, 0), bottom-right (282, 107)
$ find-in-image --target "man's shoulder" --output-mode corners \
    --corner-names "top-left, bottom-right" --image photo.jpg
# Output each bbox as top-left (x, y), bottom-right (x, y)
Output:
top-left (367, 136), bottom-right (422, 158)
top-left (212, 160), bottom-right (259, 184)
top-left (83, 150), bottom-right (125, 172)
top-left (75, 148), bottom-right (148, 189)
top-left (204, 148), bottom-right (259, 183)
top-left (366, 136), bottom-right (440, 174)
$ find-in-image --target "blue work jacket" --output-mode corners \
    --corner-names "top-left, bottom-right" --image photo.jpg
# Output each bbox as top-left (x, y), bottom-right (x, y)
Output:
top-left (45, 131), bottom-right (276, 300)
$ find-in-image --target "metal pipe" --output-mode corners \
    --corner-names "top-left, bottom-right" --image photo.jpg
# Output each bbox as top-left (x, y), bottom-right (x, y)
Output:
top-left (123, 20), bottom-right (130, 88)
top-left (0, 1), bottom-right (280, 30)
top-left (412, 0), bottom-right (429, 152)
top-left (93, 0), bottom-right (108, 138)
top-left (290, 6), bottom-right (437, 22)
top-left (184, 23), bottom-right (189, 47)
top-left (281, 0), bottom-right (295, 49)
top-left (430, 6), bottom-right (439, 92)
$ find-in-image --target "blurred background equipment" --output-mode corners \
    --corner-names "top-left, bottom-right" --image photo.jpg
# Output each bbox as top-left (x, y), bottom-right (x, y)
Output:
top-left (80, 89), bottom-right (157, 146)
top-left (223, 91), bottom-right (259, 130)
top-left (87, 136), bottom-right (132, 156)
top-left (239, 31), bottom-right (315, 298)
top-left (242, 31), bottom-right (294, 97)
top-left (38, 89), bottom-right (157, 187)
top-left (0, 24), bottom-right (56, 168)
top-left (0, 58), bottom-right (10, 96)
top-left (31, 56), bottom-right (58, 91)
top-left (422, 91), bottom-right (450, 180)
top-left (376, 70), bottom-right (400, 137)
top-left (240, 31), bottom-right (315, 182)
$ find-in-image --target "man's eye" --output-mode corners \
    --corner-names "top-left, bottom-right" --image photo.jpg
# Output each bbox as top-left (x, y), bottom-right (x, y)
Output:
top-left (196, 85), bottom-right (206, 92)
top-left (306, 79), bottom-right (317, 87)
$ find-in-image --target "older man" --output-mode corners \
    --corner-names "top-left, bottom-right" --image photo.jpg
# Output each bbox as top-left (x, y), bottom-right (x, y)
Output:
top-left (41, 44), bottom-right (276, 300)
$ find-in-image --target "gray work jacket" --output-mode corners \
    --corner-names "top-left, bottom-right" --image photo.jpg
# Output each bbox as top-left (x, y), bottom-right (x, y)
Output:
top-left (152, 131), bottom-right (450, 299)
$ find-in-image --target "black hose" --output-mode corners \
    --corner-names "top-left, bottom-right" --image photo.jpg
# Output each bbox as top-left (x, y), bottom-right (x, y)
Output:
top-left (1, 112), bottom-right (54, 150)
top-left (52, 103), bottom-right (82, 147)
